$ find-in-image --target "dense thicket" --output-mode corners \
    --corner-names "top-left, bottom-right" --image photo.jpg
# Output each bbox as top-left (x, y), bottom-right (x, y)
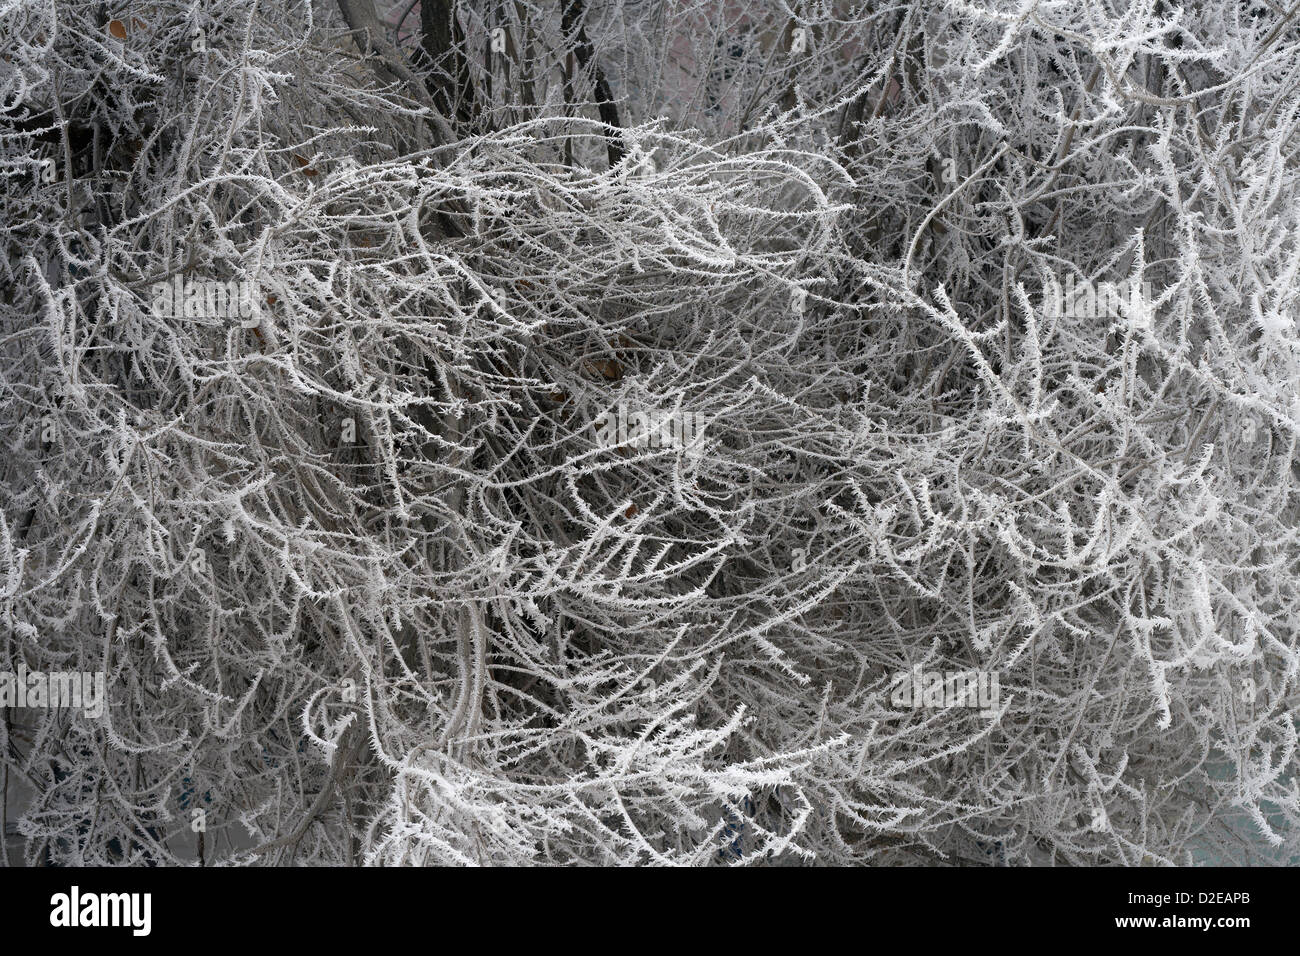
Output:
top-left (2, 0), bottom-right (1297, 865)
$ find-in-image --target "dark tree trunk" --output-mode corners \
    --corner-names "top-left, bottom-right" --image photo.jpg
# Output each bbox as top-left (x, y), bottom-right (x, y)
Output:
top-left (560, 0), bottom-right (624, 169)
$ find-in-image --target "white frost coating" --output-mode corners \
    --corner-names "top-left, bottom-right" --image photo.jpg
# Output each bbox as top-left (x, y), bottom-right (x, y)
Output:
top-left (0, 0), bottom-right (1297, 866)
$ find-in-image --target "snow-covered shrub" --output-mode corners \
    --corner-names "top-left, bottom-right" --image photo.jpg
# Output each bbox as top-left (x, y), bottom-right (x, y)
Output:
top-left (1, 0), bottom-right (1297, 865)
